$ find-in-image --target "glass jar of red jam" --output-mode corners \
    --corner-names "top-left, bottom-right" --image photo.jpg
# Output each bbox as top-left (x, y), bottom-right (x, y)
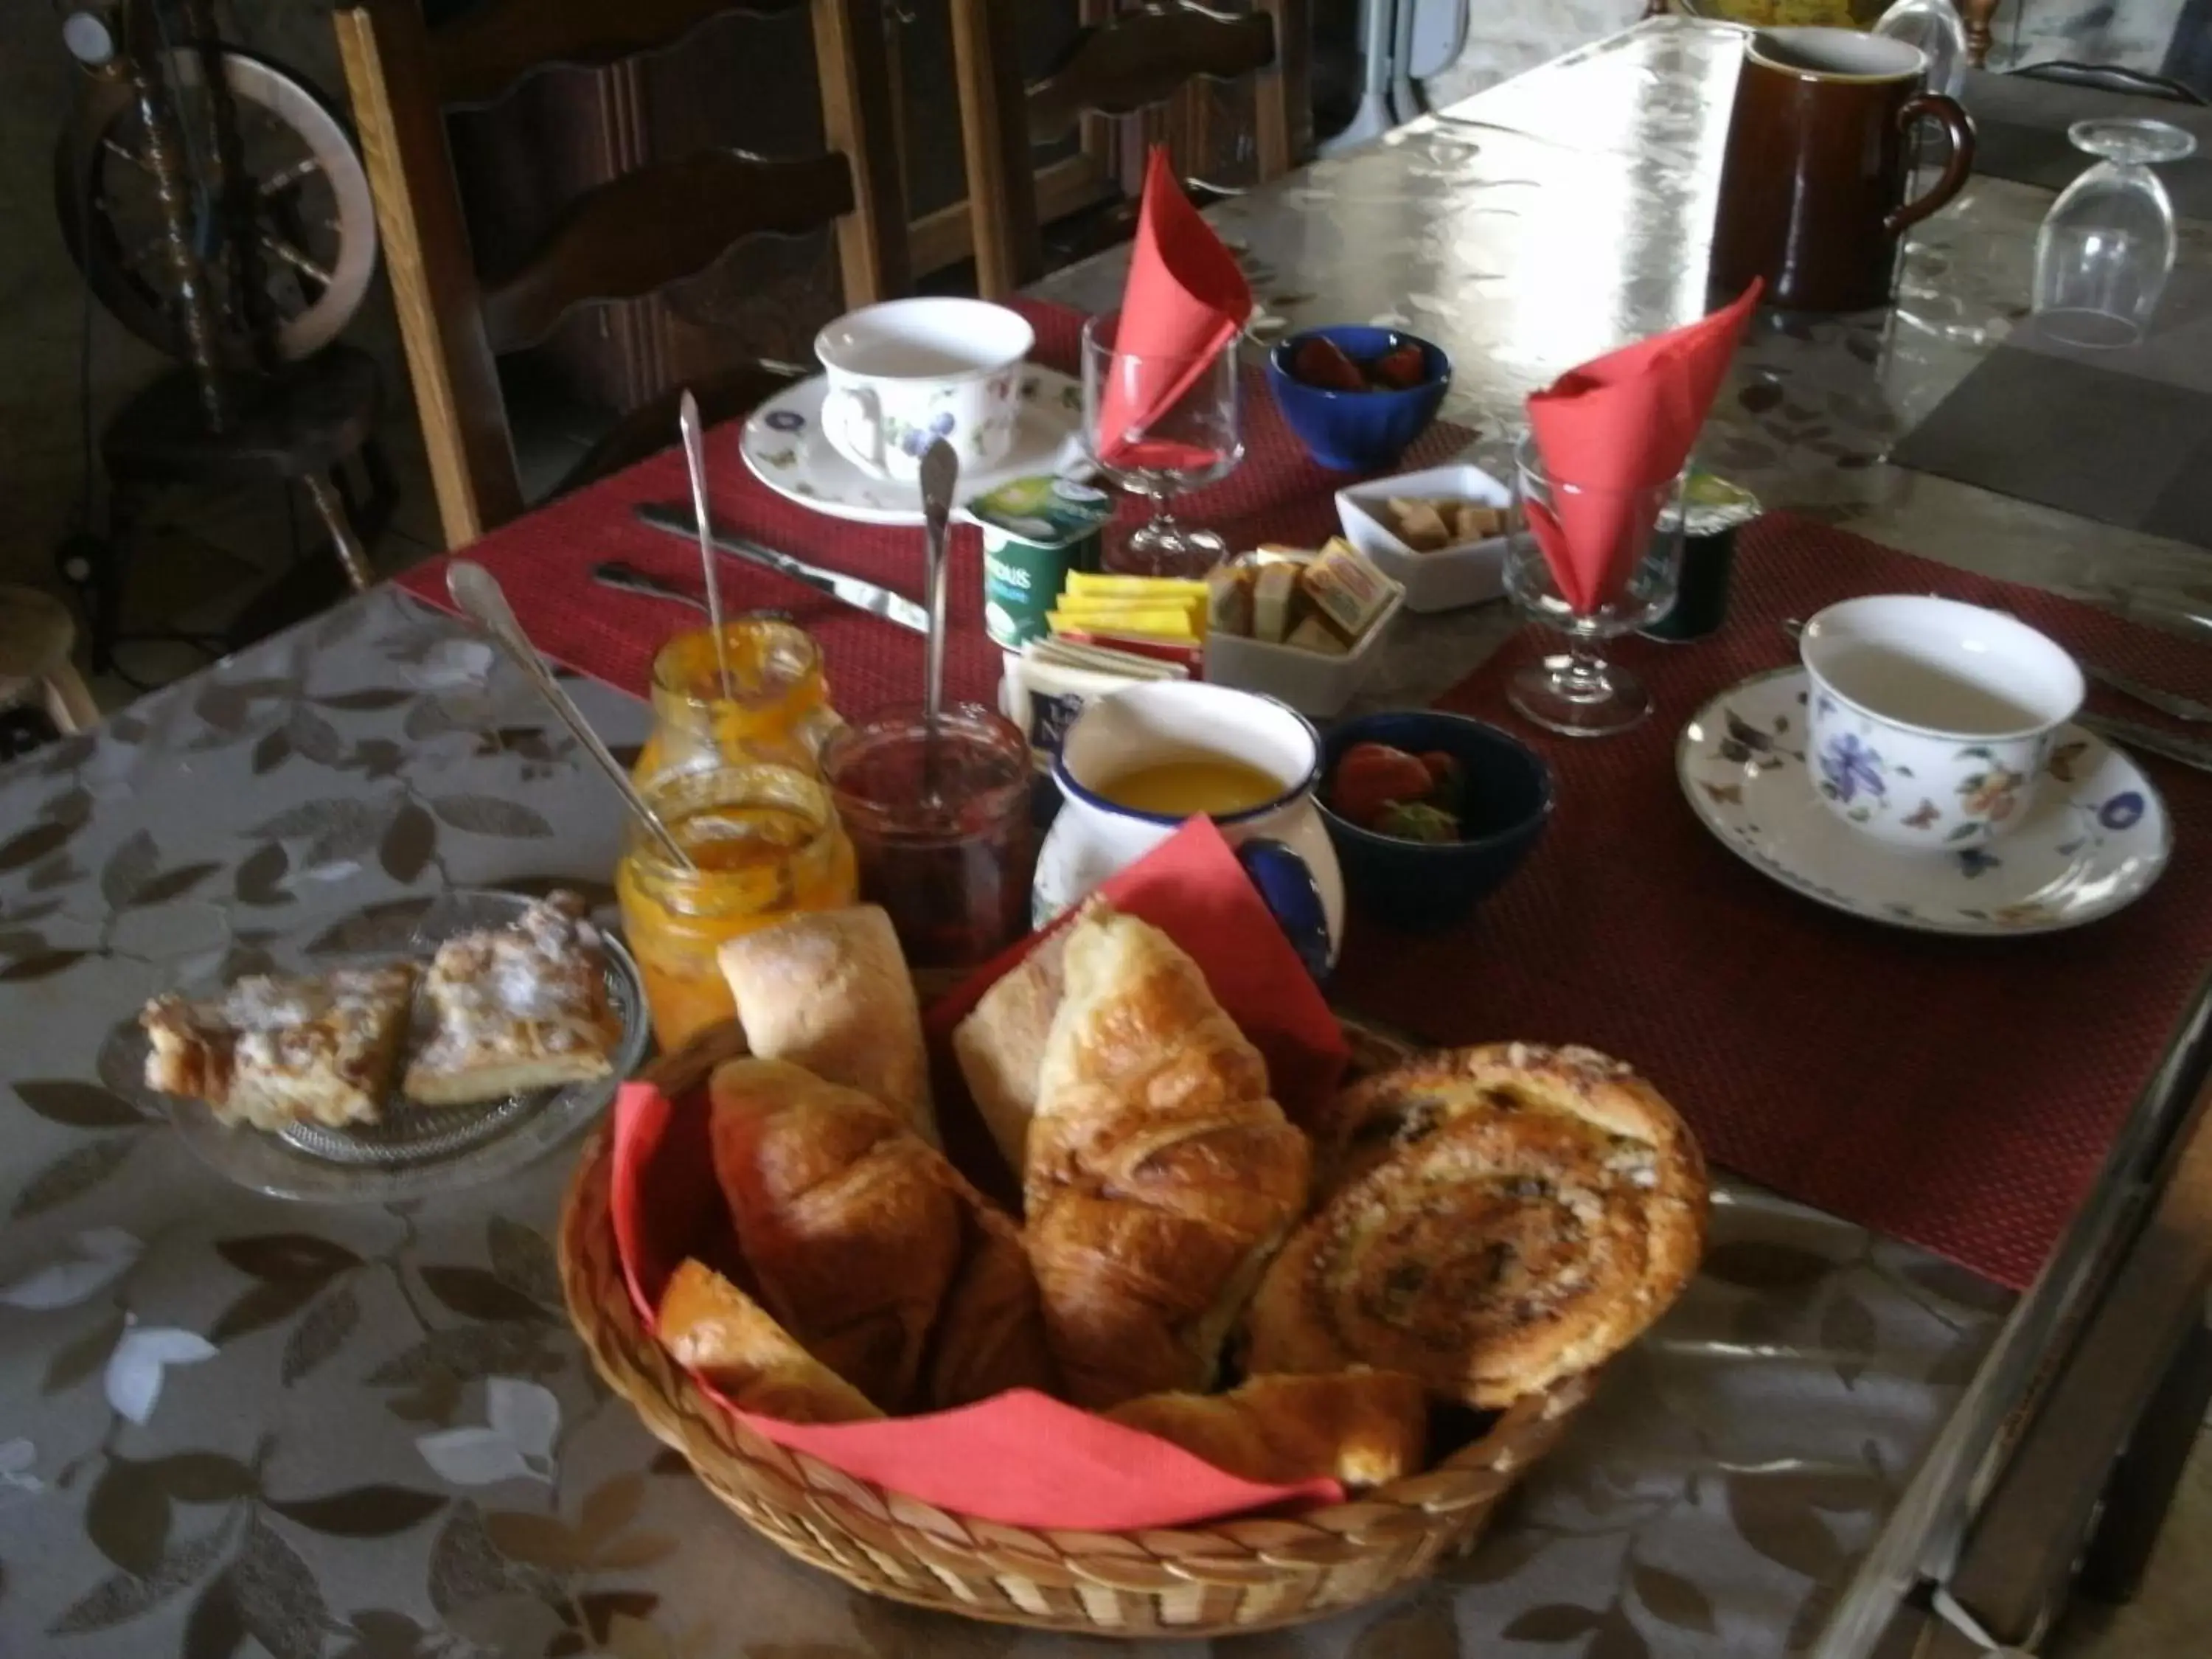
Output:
top-left (819, 706), bottom-right (1034, 973)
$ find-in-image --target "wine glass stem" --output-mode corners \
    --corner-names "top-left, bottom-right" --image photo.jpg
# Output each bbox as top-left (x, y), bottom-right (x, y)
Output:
top-left (1557, 638), bottom-right (1613, 699)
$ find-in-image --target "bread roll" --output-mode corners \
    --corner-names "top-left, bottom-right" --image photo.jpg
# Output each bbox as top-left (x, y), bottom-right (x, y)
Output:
top-left (1106, 1370), bottom-right (1427, 1490)
top-left (718, 906), bottom-right (936, 1144)
top-left (709, 1057), bottom-right (964, 1409)
top-left (1249, 1043), bottom-right (1708, 1407)
top-left (950, 931), bottom-right (1067, 1176)
top-left (655, 1258), bottom-right (882, 1423)
top-left (1023, 905), bottom-right (1312, 1408)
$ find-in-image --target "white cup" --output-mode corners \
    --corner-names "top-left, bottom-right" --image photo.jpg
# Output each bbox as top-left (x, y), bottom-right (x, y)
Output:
top-left (1033, 681), bottom-right (1346, 975)
top-left (1801, 594), bottom-right (2084, 851)
top-left (814, 299), bottom-right (1034, 483)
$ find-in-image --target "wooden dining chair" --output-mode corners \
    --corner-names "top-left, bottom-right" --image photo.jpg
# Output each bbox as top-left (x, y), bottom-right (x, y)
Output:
top-left (333, 0), bottom-right (910, 548)
top-left (949, 1), bottom-right (1309, 297)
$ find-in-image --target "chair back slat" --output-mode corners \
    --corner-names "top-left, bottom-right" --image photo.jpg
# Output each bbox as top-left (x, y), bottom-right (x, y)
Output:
top-left (431, 0), bottom-right (804, 108)
top-left (333, 0), bottom-right (908, 546)
top-left (1026, 4), bottom-right (1276, 145)
top-left (952, 0), bottom-right (1298, 298)
top-left (481, 152), bottom-right (857, 353)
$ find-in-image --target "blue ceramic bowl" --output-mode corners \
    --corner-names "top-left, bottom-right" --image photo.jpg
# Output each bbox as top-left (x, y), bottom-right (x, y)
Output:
top-left (1266, 326), bottom-right (1451, 473)
top-left (1318, 710), bottom-right (1552, 933)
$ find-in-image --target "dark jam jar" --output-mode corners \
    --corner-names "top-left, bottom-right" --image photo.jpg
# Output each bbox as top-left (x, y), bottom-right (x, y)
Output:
top-left (821, 706), bottom-right (1035, 972)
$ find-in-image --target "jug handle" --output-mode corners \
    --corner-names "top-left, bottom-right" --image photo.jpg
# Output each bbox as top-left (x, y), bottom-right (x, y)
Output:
top-left (1887, 94), bottom-right (1976, 235)
top-left (1237, 838), bottom-right (1332, 984)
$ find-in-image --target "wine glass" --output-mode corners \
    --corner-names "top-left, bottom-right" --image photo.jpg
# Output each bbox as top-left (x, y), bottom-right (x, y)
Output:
top-left (1503, 431), bottom-right (1687, 738)
top-left (2033, 118), bottom-right (2197, 349)
top-left (1080, 311), bottom-right (1243, 577)
top-left (1873, 0), bottom-right (1967, 97)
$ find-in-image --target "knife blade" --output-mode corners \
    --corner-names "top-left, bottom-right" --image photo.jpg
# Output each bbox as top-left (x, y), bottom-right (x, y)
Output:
top-left (633, 502), bottom-right (928, 635)
top-left (2080, 713), bottom-right (2212, 775)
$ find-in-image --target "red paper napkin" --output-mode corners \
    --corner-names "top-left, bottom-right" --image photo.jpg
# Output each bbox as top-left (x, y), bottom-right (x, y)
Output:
top-left (1524, 280), bottom-right (1761, 611)
top-left (1095, 147), bottom-right (1252, 470)
top-left (606, 818), bottom-right (1352, 1531)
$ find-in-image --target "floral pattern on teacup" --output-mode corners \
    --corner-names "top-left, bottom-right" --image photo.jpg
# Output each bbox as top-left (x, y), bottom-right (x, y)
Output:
top-left (1818, 731), bottom-right (1885, 808)
top-left (888, 407), bottom-right (959, 459)
top-left (1955, 748), bottom-right (2027, 825)
top-left (764, 408), bottom-right (806, 433)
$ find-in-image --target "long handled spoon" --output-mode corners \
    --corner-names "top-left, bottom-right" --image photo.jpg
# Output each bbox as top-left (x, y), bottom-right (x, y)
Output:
top-left (447, 560), bottom-right (696, 870)
top-left (678, 390), bottom-right (734, 700)
top-left (918, 437), bottom-right (959, 793)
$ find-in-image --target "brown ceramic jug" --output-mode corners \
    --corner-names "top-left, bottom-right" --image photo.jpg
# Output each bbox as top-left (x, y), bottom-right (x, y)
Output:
top-left (1710, 27), bottom-right (1975, 313)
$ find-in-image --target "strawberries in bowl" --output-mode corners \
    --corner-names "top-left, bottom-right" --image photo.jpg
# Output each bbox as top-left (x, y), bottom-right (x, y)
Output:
top-left (1267, 326), bottom-right (1451, 473)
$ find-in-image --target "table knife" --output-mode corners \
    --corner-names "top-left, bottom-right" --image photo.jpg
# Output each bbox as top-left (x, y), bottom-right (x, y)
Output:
top-left (2080, 713), bottom-right (2212, 775)
top-left (633, 502), bottom-right (928, 635)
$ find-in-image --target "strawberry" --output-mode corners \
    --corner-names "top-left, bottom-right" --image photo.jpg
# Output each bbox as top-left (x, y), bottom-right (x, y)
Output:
top-left (1366, 341), bottom-right (1430, 390)
top-left (1290, 336), bottom-right (1368, 393)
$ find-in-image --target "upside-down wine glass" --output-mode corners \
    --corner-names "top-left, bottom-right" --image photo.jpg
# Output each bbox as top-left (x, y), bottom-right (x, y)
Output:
top-left (1080, 311), bottom-right (1244, 577)
top-left (2033, 117), bottom-right (2197, 349)
top-left (1503, 431), bottom-right (1688, 737)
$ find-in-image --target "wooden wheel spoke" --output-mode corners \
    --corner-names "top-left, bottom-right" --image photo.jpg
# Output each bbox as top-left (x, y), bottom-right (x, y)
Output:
top-left (256, 156), bottom-right (324, 198)
top-left (258, 231), bottom-right (333, 288)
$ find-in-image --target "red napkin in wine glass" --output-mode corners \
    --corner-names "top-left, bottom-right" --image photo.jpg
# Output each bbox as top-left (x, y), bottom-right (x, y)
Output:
top-left (605, 819), bottom-right (1352, 1531)
top-left (1094, 147), bottom-right (1251, 471)
top-left (1524, 279), bottom-right (1762, 612)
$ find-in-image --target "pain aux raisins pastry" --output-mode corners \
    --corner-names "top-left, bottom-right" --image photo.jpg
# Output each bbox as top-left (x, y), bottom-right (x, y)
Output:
top-left (1245, 1043), bottom-right (1708, 1408)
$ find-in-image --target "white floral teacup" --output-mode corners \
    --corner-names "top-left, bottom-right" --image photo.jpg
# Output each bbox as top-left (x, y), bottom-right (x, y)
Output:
top-left (815, 299), bottom-right (1032, 483)
top-left (1801, 594), bottom-right (2084, 852)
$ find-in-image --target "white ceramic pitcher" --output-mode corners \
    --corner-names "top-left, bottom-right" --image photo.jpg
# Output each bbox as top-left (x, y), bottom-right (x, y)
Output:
top-left (1032, 681), bottom-right (1346, 976)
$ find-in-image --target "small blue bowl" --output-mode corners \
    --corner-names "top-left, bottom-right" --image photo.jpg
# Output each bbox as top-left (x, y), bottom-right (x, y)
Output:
top-left (1267, 326), bottom-right (1451, 473)
top-left (1318, 710), bottom-right (1552, 934)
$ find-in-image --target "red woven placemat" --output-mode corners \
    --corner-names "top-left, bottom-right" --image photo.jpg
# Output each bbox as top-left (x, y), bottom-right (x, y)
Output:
top-left (1333, 512), bottom-right (2212, 1290)
top-left (397, 302), bottom-right (1473, 714)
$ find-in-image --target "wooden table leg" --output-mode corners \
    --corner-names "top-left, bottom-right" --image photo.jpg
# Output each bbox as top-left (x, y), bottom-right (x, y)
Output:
top-left (1958, 0), bottom-right (2001, 66)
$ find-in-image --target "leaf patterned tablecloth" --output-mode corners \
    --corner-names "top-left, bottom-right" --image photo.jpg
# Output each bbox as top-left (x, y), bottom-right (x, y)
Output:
top-left (0, 593), bottom-right (2004, 1659)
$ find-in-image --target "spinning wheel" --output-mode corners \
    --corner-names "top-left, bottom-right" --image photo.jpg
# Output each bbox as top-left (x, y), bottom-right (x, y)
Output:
top-left (55, 46), bottom-right (378, 367)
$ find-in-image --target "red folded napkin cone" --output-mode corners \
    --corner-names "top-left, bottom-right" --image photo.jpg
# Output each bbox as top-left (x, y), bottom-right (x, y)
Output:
top-left (1524, 279), bottom-right (1762, 612)
top-left (608, 818), bottom-right (1352, 1531)
top-left (1094, 147), bottom-right (1252, 472)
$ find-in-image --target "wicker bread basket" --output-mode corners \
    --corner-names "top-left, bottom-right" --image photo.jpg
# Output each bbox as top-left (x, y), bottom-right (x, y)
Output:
top-left (557, 1016), bottom-right (1594, 1638)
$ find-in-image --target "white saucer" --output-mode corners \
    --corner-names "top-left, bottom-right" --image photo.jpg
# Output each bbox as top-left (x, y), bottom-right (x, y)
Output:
top-left (1677, 667), bottom-right (2171, 936)
top-left (740, 366), bottom-right (1085, 526)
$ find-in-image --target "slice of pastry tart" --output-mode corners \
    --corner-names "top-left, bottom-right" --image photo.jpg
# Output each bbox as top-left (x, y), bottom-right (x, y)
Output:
top-left (403, 892), bottom-right (622, 1106)
top-left (142, 964), bottom-right (418, 1131)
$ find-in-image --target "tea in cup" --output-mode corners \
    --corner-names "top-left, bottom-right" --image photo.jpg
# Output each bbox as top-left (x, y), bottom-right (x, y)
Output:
top-left (1800, 595), bottom-right (2084, 850)
top-left (815, 299), bottom-right (1034, 483)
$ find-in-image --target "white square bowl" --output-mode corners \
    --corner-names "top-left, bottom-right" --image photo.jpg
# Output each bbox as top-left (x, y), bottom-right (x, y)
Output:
top-left (1335, 461), bottom-right (1514, 613)
top-left (1203, 553), bottom-right (1405, 720)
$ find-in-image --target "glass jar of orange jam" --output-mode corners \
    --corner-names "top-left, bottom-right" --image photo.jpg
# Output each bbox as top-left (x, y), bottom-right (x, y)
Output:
top-left (630, 621), bottom-right (841, 787)
top-left (614, 763), bottom-right (859, 1048)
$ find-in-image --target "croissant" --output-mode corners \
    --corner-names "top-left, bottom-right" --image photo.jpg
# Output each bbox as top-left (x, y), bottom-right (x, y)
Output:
top-left (655, 1258), bottom-right (882, 1424)
top-left (1106, 1369), bottom-right (1428, 1490)
top-left (717, 906), bottom-right (937, 1144)
top-left (709, 1057), bottom-right (963, 1410)
top-left (1248, 1043), bottom-right (1708, 1407)
top-left (922, 1180), bottom-right (1060, 1408)
top-left (1023, 905), bottom-right (1312, 1408)
top-left (950, 929), bottom-right (1068, 1177)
